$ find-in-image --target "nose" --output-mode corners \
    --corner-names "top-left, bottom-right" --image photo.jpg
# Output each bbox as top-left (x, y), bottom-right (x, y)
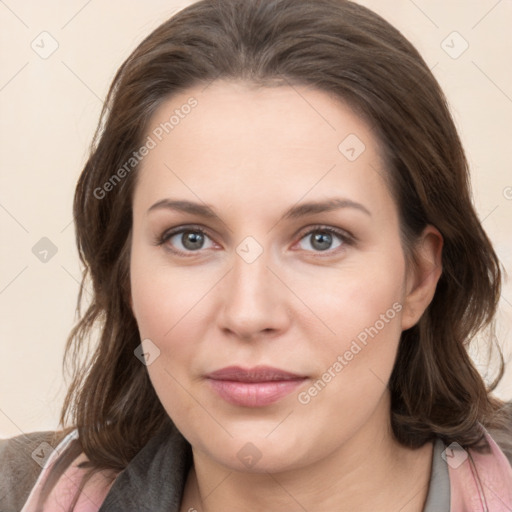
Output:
top-left (217, 247), bottom-right (291, 341)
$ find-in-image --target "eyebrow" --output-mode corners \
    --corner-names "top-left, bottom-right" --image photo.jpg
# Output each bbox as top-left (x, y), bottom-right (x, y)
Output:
top-left (147, 197), bottom-right (371, 219)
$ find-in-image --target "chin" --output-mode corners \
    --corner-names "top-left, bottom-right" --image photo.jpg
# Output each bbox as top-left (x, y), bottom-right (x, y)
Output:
top-left (200, 433), bottom-right (313, 475)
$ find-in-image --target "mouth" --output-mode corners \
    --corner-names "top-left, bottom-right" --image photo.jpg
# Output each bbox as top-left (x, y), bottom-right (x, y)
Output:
top-left (205, 365), bottom-right (308, 407)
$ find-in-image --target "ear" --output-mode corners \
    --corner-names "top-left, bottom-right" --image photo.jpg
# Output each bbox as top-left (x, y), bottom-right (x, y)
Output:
top-left (401, 225), bottom-right (443, 331)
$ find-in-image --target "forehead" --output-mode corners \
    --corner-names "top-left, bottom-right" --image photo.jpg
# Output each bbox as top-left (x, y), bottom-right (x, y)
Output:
top-left (134, 80), bottom-right (391, 213)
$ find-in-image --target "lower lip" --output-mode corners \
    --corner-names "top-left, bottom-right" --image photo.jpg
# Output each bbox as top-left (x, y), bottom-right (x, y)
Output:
top-left (207, 378), bottom-right (307, 407)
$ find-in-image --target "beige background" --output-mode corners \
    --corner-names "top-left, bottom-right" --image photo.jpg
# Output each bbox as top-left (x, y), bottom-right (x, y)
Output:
top-left (1, 0), bottom-right (511, 439)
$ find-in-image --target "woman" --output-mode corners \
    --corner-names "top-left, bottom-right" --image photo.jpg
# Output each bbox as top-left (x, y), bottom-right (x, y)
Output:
top-left (2, 0), bottom-right (511, 510)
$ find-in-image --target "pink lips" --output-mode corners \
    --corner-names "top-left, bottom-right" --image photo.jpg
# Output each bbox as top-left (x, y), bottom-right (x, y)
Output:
top-left (206, 366), bottom-right (307, 407)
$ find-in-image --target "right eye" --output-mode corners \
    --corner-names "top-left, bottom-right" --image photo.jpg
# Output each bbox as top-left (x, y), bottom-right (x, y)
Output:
top-left (158, 226), bottom-right (218, 255)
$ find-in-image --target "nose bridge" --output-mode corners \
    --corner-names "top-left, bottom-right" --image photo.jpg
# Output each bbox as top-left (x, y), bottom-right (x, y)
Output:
top-left (229, 239), bottom-right (274, 307)
top-left (219, 236), bottom-right (288, 336)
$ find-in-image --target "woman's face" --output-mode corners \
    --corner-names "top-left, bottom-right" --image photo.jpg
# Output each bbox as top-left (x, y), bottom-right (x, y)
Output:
top-left (130, 80), bottom-right (439, 473)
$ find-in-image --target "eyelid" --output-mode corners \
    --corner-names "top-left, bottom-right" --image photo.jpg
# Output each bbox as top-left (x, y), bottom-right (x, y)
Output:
top-left (295, 224), bottom-right (354, 242)
top-left (156, 223), bottom-right (355, 256)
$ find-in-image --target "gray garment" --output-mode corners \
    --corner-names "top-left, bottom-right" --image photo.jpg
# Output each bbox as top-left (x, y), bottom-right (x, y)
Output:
top-left (423, 437), bottom-right (451, 511)
top-left (98, 423), bottom-right (192, 512)
top-left (99, 424), bottom-right (450, 511)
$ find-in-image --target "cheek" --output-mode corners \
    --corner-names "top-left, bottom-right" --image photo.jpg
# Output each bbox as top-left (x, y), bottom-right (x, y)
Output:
top-left (297, 247), bottom-right (405, 355)
top-left (293, 249), bottom-right (405, 409)
top-left (130, 242), bottom-right (214, 340)
top-left (129, 243), bottom-right (219, 400)
top-left (130, 256), bottom-right (212, 437)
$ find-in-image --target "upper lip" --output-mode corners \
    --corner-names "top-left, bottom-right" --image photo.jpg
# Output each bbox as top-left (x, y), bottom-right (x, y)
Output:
top-left (206, 365), bottom-right (306, 382)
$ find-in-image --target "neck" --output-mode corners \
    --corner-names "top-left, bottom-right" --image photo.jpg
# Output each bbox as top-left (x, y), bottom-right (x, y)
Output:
top-left (180, 395), bottom-right (433, 512)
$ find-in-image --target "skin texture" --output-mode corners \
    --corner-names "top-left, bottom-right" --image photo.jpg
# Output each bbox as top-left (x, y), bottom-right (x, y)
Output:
top-left (129, 80), bottom-right (443, 512)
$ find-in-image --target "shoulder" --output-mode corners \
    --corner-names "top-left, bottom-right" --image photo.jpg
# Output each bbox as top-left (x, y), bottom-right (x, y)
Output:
top-left (2, 428), bottom-right (119, 512)
top-left (0, 430), bottom-right (68, 512)
top-left (448, 426), bottom-right (512, 510)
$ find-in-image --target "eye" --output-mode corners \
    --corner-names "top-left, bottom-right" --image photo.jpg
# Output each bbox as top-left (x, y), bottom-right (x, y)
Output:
top-left (158, 226), bottom-right (217, 254)
top-left (295, 227), bottom-right (351, 253)
top-left (156, 224), bottom-right (353, 256)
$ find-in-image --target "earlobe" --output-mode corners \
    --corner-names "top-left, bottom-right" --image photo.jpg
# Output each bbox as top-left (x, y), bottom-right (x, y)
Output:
top-left (401, 225), bottom-right (443, 331)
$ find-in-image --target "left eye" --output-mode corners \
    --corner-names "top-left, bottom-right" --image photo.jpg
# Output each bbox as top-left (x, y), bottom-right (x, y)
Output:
top-left (296, 228), bottom-right (345, 252)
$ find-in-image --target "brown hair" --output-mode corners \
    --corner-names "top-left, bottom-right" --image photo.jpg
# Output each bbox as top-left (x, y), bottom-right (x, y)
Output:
top-left (37, 0), bottom-right (511, 507)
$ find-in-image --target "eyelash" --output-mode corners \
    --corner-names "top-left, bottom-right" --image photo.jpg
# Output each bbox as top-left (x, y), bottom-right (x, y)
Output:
top-left (155, 224), bottom-right (355, 257)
